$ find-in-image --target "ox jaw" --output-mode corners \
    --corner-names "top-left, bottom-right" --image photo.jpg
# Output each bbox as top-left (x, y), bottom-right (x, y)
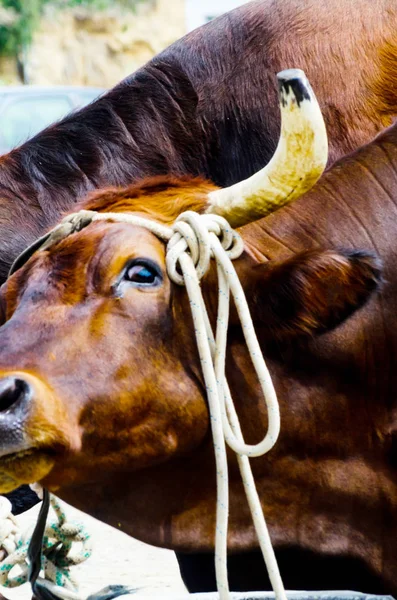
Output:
top-left (0, 448), bottom-right (55, 493)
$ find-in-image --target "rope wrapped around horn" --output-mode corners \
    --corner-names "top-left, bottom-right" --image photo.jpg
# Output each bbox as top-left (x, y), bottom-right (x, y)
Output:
top-left (205, 68), bottom-right (328, 227)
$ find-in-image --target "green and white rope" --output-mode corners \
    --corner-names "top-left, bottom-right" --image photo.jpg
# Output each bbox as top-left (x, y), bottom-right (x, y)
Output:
top-left (0, 492), bottom-right (92, 592)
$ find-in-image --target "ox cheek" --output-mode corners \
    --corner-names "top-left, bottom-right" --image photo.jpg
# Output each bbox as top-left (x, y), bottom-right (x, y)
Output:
top-left (0, 371), bottom-right (81, 492)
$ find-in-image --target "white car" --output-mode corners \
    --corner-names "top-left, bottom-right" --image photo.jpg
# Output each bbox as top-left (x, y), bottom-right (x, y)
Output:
top-left (0, 85), bottom-right (105, 154)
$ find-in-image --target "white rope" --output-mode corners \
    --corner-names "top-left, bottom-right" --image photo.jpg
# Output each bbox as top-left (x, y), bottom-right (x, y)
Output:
top-left (7, 208), bottom-right (287, 600)
top-left (0, 492), bottom-right (92, 592)
top-left (0, 496), bottom-right (20, 559)
top-left (85, 210), bottom-right (286, 600)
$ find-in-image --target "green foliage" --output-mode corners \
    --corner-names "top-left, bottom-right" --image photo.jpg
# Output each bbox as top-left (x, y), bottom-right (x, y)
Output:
top-left (54, 0), bottom-right (145, 7)
top-left (0, 0), bottom-right (43, 57)
top-left (0, 0), bottom-right (146, 59)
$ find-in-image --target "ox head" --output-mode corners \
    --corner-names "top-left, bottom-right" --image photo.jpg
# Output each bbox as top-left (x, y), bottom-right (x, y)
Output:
top-left (0, 70), bottom-right (382, 497)
top-left (0, 179), bottom-right (382, 494)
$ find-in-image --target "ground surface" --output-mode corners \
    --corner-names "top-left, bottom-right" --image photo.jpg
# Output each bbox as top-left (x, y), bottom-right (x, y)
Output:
top-left (4, 501), bottom-right (187, 599)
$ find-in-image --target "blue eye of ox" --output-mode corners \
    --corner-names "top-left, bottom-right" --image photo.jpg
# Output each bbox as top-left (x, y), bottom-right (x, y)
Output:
top-left (122, 258), bottom-right (162, 288)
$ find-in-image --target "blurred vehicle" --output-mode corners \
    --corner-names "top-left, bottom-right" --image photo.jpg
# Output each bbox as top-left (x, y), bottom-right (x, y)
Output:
top-left (0, 85), bottom-right (105, 154)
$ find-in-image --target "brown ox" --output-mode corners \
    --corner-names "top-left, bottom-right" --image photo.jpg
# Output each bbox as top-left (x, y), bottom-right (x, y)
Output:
top-left (0, 85), bottom-right (396, 593)
top-left (0, 0), bottom-right (397, 286)
top-left (5, 0), bottom-right (397, 522)
top-left (0, 182), bottom-right (383, 591)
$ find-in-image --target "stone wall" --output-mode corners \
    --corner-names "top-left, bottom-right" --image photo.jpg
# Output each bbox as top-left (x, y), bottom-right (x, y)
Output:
top-left (0, 0), bottom-right (186, 87)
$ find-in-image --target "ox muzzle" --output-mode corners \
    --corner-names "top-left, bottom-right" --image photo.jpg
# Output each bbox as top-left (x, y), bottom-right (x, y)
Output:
top-left (0, 375), bottom-right (33, 456)
top-left (0, 371), bottom-right (71, 492)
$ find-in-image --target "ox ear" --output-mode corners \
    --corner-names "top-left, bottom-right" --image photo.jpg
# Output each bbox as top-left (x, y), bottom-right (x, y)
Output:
top-left (246, 249), bottom-right (382, 341)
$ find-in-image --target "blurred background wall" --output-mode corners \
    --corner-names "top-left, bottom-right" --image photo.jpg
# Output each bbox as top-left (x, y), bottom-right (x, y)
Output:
top-left (0, 0), bottom-right (249, 87)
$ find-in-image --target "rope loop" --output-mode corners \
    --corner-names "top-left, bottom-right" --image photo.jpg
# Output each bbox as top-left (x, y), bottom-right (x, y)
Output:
top-left (167, 211), bottom-right (244, 285)
top-left (0, 494), bottom-right (92, 590)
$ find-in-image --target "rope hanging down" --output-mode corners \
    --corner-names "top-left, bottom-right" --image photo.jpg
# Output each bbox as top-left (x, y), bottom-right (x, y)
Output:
top-left (17, 207), bottom-right (287, 600)
top-left (0, 491), bottom-right (92, 592)
top-left (165, 211), bottom-right (285, 600)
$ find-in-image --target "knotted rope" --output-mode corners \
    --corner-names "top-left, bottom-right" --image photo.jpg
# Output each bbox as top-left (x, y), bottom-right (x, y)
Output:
top-left (0, 497), bottom-right (19, 561)
top-left (9, 208), bottom-right (287, 600)
top-left (0, 491), bottom-right (92, 593)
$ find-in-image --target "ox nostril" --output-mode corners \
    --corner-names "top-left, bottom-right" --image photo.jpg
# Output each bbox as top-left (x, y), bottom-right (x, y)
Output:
top-left (0, 377), bottom-right (31, 413)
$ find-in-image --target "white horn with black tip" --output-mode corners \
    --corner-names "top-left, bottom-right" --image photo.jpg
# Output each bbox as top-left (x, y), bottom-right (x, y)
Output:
top-left (205, 68), bottom-right (328, 227)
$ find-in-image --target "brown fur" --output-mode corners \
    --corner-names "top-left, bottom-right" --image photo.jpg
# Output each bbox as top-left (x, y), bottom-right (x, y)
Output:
top-left (81, 175), bottom-right (213, 224)
top-left (0, 0), bottom-right (396, 282)
top-left (372, 39), bottom-right (397, 117)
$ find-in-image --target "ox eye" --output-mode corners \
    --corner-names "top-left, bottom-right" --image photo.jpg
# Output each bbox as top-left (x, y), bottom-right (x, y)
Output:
top-left (122, 259), bottom-right (162, 288)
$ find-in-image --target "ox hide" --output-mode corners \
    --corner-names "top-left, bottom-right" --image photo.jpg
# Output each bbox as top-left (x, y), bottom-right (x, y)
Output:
top-left (0, 0), bottom-right (396, 281)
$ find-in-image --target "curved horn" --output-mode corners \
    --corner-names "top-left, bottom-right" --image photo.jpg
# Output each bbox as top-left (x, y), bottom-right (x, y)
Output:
top-left (205, 68), bottom-right (328, 227)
